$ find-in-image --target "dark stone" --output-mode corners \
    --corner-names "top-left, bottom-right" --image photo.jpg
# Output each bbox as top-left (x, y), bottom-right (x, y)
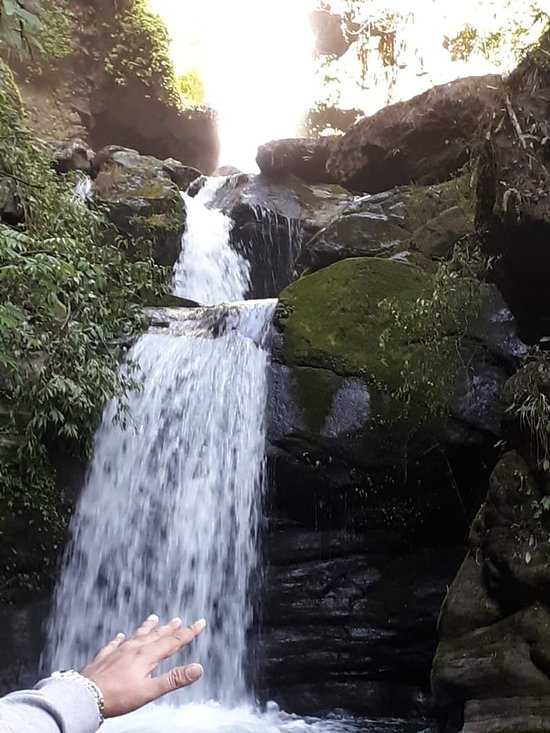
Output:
top-left (257, 137), bottom-right (338, 184)
top-left (297, 177), bottom-right (474, 275)
top-left (258, 519), bottom-right (462, 718)
top-left (0, 598), bottom-right (49, 695)
top-left (93, 147), bottom-right (185, 267)
top-left (51, 138), bottom-right (95, 174)
top-left (162, 158), bottom-right (202, 191)
top-left (327, 75), bottom-right (504, 193)
top-left (432, 445), bottom-right (550, 729)
top-left (463, 697), bottom-right (550, 733)
top-left (207, 173), bottom-right (352, 298)
top-left (476, 33), bottom-right (550, 341)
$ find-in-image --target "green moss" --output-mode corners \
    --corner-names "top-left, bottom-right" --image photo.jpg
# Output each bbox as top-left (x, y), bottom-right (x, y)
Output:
top-left (279, 256), bottom-right (481, 419)
top-left (293, 366), bottom-right (340, 434)
top-left (280, 257), bottom-right (432, 381)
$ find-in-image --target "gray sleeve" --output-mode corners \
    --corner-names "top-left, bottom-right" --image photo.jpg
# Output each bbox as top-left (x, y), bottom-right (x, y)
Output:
top-left (0, 677), bottom-right (101, 733)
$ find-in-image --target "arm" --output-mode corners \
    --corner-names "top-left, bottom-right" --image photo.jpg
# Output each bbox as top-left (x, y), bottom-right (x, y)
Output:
top-left (0, 614), bottom-right (205, 733)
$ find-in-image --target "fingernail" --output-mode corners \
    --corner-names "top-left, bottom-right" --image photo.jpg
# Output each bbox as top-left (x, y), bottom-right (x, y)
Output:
top-left (170, 617), bottom-right (183, 628)
top-left (194, 618), bottom-right (207, 632)
top-left (147, 614), bottom-right (159, 622)
top-left (116, 633), bottom-right (126, 640)
top-left (185, 663), bottom-right (203, 682)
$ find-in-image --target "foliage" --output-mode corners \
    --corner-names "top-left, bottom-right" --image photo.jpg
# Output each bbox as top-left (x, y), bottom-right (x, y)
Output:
top-left (377, 244), bottom-right (485, 418)
top-left (0, 0), bottom-right (74, 63)
top-left (311, 1), bottom-right (550, 118)
top-left (35, 0), bottom-right (75, 62)
top-left (506, 352), bottom-right (550, 470)
top-left (0, 60), bottom-right (167, 599)
top-left (104, 0), bottom-right (182, 109)
top-left (177, 69), bottom-right (205, 106)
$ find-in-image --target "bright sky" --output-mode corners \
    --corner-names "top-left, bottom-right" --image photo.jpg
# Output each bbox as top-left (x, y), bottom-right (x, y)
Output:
top-left (148, 0), bottom-right (550, 172)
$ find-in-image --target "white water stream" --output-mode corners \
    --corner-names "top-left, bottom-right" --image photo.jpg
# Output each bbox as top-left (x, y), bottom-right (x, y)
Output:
top-left (46, 179), bottom-right (421, 733)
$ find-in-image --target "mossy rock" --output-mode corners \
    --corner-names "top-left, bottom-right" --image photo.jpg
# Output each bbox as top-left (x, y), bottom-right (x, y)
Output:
top-left (278, 256), bottom-right (456, 406)
top-left (94, 148), bottom-right (185, 266)
top-left (297, 175), bottom-right (475, 274)
top-left (270, 256), bottom-right (524, 538)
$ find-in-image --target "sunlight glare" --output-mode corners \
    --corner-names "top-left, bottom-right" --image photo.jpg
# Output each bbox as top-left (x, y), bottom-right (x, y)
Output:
top-left (149, 0), bottom-right (316, 172)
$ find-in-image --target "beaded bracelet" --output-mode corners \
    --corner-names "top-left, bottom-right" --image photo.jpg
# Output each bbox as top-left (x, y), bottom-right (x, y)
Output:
top-left (51, 669), bottom-right (105, 724)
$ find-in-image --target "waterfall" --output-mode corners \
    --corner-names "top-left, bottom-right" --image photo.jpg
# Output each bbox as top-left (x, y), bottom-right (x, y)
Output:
top-left (45, 177), bottom-right (369, 733)
top-left (46, 173), bottom-right (273, 699)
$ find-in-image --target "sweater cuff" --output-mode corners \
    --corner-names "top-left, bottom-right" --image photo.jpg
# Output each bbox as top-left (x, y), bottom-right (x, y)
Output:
top-left (34, 676), bottom-right (102, 733)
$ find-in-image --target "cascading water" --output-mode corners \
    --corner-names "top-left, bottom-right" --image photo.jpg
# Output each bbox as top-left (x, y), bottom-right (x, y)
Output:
top-left (45, 177), bottom-right (405, 733)
top-left (174, 177), bottom-right (250, 304)
top-left (46, 301), bottom-right (275, 705)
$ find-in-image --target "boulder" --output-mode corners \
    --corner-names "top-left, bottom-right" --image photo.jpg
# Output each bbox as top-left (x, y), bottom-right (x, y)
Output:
top-left (257, 137), bottom-right (338, 184)
top-left (327, 75), bottom-right (504, 193)
top-left (50, 138), bottom-right (95, 174)
top-left (432, 432), bottom-right (550, 730)
top-left (161, 158), bottom-right (201, 191)
top-left (206, 173), bottom-right (353, 298)
top-left (269, 257), bottom-right (525, 541)
top-left (94, 147), bottom-right (185, 266)
top-left (298, 176), bottom-right (475, 275)
top-left (309, 9), bottom-right (351, 58)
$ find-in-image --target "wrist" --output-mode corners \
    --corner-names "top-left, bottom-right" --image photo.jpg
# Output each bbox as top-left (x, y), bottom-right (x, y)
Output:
top-left (51, 670), bottom-right (105, 724)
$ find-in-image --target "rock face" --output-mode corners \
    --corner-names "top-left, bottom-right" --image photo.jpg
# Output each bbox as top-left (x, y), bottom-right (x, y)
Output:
top-left (257, 138), bottom-right (338, 184)
top-left (50, 138), bottom-right (95, 174)
top-left (258, 520), bottom-right (463, 719)
top-left (205, 173), bottom-right (352, 298)
top-left (298, 176), bottom-right (474, 275)
top-left (269, 257), bottom-right (525, 541)
top-left (432, 359), bottom-right (550, 732)
top-left (327, 75), bottom-right (504, 193)
top-left (94, 147), bottom-right (185, 266)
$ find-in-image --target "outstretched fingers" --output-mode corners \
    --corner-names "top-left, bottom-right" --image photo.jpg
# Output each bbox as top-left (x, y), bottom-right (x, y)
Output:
top-left (147, 618), bottom-right (206, 664)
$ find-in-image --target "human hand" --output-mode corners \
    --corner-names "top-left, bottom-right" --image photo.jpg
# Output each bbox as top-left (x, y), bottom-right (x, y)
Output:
top-left (81, 614), bottom-right (206, 718)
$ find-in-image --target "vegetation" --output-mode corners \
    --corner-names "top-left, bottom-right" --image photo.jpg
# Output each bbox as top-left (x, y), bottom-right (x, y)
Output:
top-left (505, 353), bottom-right (550, 471)
top-left (0, 60), bottom-right (166, 600)
top-left (104, 0), bottom-right (182, 109)
top-left (311, 1), bottom-right (550, 133)
top-left (377, 244), bottom-right (485, 418)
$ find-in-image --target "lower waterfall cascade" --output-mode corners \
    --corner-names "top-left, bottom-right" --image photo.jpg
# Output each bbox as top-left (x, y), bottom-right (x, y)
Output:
top-left (45, 176), bottom-right (426, 733)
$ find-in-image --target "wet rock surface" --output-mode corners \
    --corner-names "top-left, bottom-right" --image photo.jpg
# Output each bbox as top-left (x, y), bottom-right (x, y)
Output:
top-left (207, 173), bottom-right (352, 298)
top-left (259, 519), bottom-right (462, 720)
